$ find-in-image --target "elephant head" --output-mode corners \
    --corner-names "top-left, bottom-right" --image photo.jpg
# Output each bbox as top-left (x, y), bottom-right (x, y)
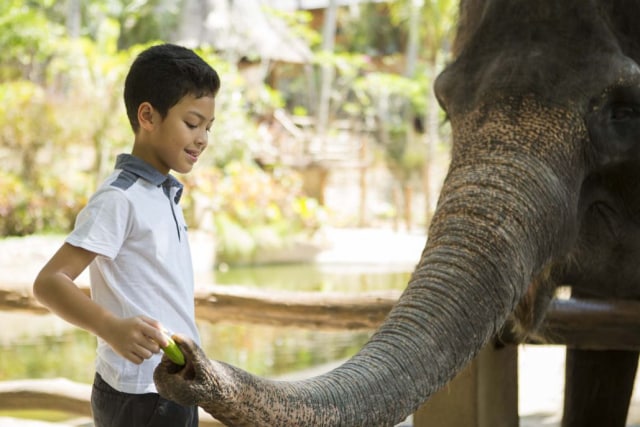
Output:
top-left (155, 1), bottom-right (640, 425)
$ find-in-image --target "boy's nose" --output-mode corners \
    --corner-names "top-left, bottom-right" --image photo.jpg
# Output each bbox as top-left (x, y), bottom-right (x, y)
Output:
top-left (195, 132), bottom-right (208, 147)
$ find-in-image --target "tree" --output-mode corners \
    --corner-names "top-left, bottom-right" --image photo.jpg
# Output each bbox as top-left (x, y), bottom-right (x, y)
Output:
top-left (0, 0), bottom-right (64, 82)
top-left (319, 0), bottom-right (455, 230)
top-left (385, 0), bottom-right (457, 228)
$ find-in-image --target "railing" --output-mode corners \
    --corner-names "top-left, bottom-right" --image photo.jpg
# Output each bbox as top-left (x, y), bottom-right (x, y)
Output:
top-left (414, 297), bottom-right (640, 427)
top-left (8, 284), bottom-right (640, 342)
top-left (1, 284), bottom-right (401, 329)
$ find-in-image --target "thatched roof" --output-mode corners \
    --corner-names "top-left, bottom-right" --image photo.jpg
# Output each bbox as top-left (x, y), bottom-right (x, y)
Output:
top-left (179, 0), bottom-right (314, 64)
top-left (270, 0), bottom-right (383, 9)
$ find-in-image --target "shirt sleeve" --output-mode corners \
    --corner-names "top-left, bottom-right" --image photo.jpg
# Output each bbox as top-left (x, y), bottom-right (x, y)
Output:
top-left (65, 188), bottom-right (132, 260)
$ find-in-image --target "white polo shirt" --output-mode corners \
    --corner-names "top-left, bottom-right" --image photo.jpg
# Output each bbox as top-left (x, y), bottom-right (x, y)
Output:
top-left (66, 153), bottom-right (200, 394)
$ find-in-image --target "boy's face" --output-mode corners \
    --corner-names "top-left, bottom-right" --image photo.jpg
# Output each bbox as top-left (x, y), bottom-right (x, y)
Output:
top-left (137, 94), bottom-right (216, 175)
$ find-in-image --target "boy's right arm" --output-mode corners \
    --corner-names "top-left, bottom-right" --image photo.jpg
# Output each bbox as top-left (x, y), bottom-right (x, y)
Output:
top-left (33, 243), bottom-right (167, 364)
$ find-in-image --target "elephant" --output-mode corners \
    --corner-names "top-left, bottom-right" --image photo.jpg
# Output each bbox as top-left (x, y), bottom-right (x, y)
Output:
top-left (154, 0), bottom-right (640, 426)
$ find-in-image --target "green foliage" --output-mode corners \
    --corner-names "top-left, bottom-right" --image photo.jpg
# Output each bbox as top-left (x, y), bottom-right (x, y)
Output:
top-left (0, 172), bottom-right (30, 236)
top-left (308, 46), bottom-right (434, 183)
top-left (337, 3), bottom-right (404, 55)
top-left (0, 29), bottom-right (131, 236)
top-left (46, 35), bottom-right (132, 182)
top-left (348, 71), bottom-right (430, 180)
top-left (352, 71), bottom-right (429, 119)
top-left (0, 0), bottom-right (65, 82)
top-left (12, 0), bottom-right (182, 50)
top-left (266, 7), bottom-right (322, 48)
top-left (195, 51), bottom-right (262, 168)
top-left (0, 31), bottom-right (289, 239)
top-left (0, 170), bottom-right (88, 236)
top-left (0, 0), bottom-right (457, 240)
top-left (183, 161), bottom-right (327, 265)
top-left (0, 80), bottom-right (61, 184)
top-left (113, 0), bottom-right (182, 49)
top-left (309, 0), bottom-right (457, 187)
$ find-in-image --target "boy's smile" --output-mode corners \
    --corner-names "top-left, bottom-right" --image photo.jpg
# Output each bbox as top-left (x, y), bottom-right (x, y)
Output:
top-left (133, 94), bottom-right (216, 175)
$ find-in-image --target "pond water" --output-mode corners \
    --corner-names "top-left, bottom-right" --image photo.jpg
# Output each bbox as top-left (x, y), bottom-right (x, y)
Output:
top-left (0, 263), bottom-right (412, 384)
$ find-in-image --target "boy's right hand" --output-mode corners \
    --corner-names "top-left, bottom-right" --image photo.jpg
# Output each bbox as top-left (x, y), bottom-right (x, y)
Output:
top-left (33, 243), bottom-right (167, 365)
top-left (101, 315), bottom-right (167, 364)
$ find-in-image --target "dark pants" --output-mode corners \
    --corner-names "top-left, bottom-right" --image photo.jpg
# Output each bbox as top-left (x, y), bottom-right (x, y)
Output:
top-left (91, 373), bottom-right (198, 427)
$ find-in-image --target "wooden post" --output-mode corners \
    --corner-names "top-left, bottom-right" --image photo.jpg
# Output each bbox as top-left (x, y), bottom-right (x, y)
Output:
top-left (414, 342), bottom-right (519, 427)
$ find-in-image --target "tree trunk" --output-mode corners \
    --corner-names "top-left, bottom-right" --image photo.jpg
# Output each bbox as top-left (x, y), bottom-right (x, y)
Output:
top-left (316, 0), bottom-right (338, 137)
top-left (66, 0), bottom-right (81, 38)
top-left (423, 66), bottom-right (442, 228)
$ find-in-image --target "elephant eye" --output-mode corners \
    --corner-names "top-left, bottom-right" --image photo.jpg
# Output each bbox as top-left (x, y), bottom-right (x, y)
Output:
top-left (610, 104), bottom-right (640, 121)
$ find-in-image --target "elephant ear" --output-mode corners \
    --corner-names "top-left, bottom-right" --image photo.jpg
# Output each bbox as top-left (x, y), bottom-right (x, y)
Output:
top-left (154, 334), bottom-right (232, 407)
top-left (587, 85), bottom-right (640, 165)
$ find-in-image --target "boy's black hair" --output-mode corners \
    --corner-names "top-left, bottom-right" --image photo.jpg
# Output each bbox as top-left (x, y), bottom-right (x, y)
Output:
top-left (124, 43), bottom-right (221, 132)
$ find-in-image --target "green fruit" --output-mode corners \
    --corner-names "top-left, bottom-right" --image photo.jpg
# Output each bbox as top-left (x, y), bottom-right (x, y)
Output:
top-left (161, 332), bottom-right (185, 365)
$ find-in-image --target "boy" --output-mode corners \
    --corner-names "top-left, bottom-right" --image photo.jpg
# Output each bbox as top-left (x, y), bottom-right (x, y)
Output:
top-left (33, 43), bottom-right (220, 427)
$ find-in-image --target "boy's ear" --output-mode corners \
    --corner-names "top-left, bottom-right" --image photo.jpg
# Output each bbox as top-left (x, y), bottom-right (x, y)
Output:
top-left (137, 102), bottom-right (156, 131)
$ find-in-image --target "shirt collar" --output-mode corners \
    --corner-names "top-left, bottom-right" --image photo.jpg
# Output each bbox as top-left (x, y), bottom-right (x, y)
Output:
top-left (115, 153), bottom-right (183, 202)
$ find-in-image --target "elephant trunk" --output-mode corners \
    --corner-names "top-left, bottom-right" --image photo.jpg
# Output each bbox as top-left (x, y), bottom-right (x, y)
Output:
top-left (156, 100), bottom-right (585, 426)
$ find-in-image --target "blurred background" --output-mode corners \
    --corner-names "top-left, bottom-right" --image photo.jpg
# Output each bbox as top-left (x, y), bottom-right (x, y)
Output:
top-left (5, 1), bottom-right (632, 426)
top-left (0, 0), bottom-right (457, 242)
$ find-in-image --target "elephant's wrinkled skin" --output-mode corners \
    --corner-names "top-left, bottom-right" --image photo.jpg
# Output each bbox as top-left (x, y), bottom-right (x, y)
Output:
top-left (155, 1), bottom-right (640, 426)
